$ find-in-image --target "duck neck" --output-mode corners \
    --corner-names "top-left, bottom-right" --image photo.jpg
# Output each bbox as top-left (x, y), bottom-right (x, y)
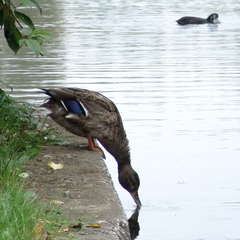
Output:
top-left (99, 134), bottom-right (131, 165)
top-left (103, 143), bottom-right (131, 166)
top-left (116, 152), bottom-right (131, 167)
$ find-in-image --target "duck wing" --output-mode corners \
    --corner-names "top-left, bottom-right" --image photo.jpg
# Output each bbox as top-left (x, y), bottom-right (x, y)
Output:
top-left (41, 88), bottom-right (122, 139)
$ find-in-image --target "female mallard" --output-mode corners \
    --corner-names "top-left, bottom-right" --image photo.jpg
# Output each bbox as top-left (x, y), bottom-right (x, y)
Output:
top-left (40, 88), bottom-right (141, 207)
top-left (177, 13), bottom-right (220, 25)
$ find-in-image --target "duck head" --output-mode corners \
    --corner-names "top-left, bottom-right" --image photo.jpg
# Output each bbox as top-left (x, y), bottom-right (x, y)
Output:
top-left (207, 13), bottom-right (220, 24)
top-left (118, 163), bottom-right (141, 207)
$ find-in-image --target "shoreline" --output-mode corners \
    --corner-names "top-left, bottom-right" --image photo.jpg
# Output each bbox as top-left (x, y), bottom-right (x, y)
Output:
top-left (25, 119), bottom-right (135, 239)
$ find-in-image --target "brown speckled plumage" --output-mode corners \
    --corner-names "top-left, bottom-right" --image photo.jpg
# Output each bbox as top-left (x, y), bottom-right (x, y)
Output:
top-left (40, 87), bottom-right (141, 207)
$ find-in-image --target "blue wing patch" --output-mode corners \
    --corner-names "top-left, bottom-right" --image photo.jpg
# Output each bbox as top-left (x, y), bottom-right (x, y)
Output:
top-left (61, 100), bottom-right (86, 116)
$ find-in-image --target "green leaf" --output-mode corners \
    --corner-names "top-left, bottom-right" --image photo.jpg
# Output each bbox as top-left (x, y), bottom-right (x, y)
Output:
top-left (21, 27), bottom-right (33, 36)
top-left (37, 34), bottom-right (54, 43)
top-left (4, 18), bottom-right (22, 54)
top-left (0, 8), bottom-right (4, 28)
top-left (37, 45), bottom-right (52, 57)
top-left (20, 147), bottom-right (41, 162)
top-left (14, 10), bottom-right (35, 29)
top-left (19, 29), bottom-right (53, 56)
top-left (19, 0), bottom-right (42, 14)
top-left (19, 0), bottom-right (35, 7)
top-left (29, 0), bottom-right (42, 14)
top-left (31, 30), bottom-right (54, 43)
top-left (30, 30), bottom-right (54, 43)
top-left (30, 34), bottom-right (44, 44)
top-left (19, 38), bottom-right (27, 47)
top-left (25, 38), bottom-right (41, 55)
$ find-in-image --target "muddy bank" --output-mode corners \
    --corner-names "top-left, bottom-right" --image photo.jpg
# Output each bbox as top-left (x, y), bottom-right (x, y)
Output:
top-left (25, 119), bottom-right (135, 240)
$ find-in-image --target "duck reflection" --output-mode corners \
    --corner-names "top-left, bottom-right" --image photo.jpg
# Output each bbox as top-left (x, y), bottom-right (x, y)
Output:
top-left (128, 206), bottom-right (140, 239)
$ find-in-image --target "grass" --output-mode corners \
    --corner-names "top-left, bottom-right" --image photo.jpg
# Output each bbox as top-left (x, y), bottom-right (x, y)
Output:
top-left (0, 89), bottom-right (83, 239)
top-left (0, 180), bottom-right (40, 239)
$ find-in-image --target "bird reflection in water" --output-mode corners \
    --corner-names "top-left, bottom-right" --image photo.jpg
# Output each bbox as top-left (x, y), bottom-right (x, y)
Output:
top-left (128, 206), bottom-right (141, 239)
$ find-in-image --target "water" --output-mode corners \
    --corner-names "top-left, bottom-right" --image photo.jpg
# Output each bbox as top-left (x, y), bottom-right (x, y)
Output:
top-left (1, 1), bottom-right (240, 239)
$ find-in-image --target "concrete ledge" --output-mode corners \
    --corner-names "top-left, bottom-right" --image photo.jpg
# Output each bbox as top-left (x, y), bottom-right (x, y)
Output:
top-left (25, 120), bottom-right (131, 239)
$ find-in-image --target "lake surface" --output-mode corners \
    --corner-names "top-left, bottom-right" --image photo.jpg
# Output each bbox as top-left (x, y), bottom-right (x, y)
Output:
top-left (1, 0), bottom-right (240, 239)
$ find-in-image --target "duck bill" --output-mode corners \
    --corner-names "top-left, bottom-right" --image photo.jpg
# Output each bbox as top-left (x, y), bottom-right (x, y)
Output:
top-left (131, 191), bottom-right (142, 208)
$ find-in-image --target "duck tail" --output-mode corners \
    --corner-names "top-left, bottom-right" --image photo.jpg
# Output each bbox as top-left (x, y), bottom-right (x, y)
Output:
top-left (39, 88), bottom-right (51, 96)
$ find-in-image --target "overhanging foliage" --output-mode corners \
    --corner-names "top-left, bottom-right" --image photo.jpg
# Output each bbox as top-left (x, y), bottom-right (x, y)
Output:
top-left (0, 0), bottom-right (53, 56)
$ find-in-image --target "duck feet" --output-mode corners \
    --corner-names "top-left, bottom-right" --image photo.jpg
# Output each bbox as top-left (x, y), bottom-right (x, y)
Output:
top-left (86, 133), bottom-right (106, 159)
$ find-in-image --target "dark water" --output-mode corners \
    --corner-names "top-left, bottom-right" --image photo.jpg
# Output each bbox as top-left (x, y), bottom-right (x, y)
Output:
top-left (1, 1), bottom-right (240, 239)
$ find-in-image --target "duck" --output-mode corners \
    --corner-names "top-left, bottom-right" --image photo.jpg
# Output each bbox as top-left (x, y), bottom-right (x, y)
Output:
top-left (177, 13), bottom-right (220, 25)
top-left (40, 87), bottom-right (142, 207)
